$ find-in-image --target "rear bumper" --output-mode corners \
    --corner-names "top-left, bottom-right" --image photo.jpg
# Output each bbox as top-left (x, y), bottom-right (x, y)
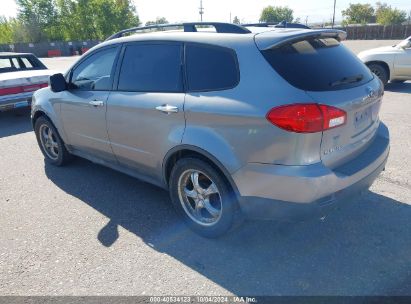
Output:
top-left (232, 122), bottom-right (390, 220)
top-left (0, 92), bottom-right (33, 111)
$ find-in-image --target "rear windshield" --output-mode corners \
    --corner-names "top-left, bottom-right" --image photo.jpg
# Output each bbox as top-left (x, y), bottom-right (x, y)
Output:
top-left (0, 55), bottom-right (46, 73)
top-left (261, 37), bottom-right (373, 91)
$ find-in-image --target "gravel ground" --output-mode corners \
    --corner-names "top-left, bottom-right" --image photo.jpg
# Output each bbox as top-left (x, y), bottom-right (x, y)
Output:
top-left (0, 40), bottom-right (410, 296)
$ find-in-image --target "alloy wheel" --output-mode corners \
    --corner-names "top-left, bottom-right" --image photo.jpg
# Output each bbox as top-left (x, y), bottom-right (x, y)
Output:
top-left (177, 169), bottom-right (222, 226)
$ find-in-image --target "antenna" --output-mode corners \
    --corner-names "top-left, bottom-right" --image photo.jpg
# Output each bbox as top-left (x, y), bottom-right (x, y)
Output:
top-left (199, 0), bottom-right (204, 22)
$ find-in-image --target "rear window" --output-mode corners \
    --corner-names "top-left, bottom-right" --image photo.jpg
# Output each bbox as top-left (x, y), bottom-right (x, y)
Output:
top-left (0, 55), bottom-right (46, 73)
top-left (261, 38), bottom-right (374, 91)
top-left (185, 44), bottom-right (239, 92)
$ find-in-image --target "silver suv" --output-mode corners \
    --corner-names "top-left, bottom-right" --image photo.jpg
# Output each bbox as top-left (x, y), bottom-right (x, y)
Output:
top-left (31, 22), bottom-right (390, 237)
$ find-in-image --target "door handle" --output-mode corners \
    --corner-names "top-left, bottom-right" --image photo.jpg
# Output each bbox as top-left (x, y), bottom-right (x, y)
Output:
top-left (89, 100), bottom-right (104, 107)
top-left (155, 104), bottom-right (179, 114)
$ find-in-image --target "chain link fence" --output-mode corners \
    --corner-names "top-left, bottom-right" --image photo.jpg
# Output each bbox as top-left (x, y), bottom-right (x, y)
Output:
top-left (0, 40), bottom-right (100, 57)
top-left (336, 24), bottom-right (411, 40)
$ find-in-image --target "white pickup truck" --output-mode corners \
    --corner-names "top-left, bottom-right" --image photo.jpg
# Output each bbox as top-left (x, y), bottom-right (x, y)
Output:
top-left (0, 52), bottom-right (55, 111)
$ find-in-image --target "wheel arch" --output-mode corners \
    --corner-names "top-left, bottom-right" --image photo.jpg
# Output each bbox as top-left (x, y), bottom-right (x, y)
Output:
top-left (31, 110), bottom-right (47, 128)
top-left (163, 145), bottom-right (242, 200)
top-left (366, 60), bottom-right (391, 80)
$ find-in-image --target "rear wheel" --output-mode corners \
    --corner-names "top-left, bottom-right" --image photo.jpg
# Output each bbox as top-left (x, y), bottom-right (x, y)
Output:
top-left (169, 158), bottom-right (238, 238)
top-left (34, 116), bottom-right (72, 166)
top-left (367, 63), bottom-right (388, 86)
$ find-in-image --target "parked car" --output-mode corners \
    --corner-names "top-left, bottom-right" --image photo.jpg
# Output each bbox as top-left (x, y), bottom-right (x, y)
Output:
top-left (358, 36), bottom-right (411, 85)
top-left (0, 52), bottom-right (53, 112)
top-left (31, 22), bottom-right (389, 237)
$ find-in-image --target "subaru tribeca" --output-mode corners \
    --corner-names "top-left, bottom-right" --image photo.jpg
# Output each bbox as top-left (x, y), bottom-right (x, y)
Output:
top-left (31, 23), bottom-right (390, 237)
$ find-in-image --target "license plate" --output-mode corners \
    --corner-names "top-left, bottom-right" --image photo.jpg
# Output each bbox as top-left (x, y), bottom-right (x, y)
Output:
top-left (355, 106), bottom-right (372, 128)
top-left (14, 101), bottom-right (29, 108)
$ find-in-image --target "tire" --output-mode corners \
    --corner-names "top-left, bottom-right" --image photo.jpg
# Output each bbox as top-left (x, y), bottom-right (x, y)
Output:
top-left (34, 116), bottom-right (72, 166)
top-left (169, 158), bottom-right (238, 238)
top-left (368, 63), bottom-right (388, 86)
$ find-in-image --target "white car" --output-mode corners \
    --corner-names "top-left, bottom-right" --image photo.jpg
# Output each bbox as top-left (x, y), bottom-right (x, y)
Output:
top-left (358, 36), bottom-right (411, 85)
top-left (0, 52), bottom-right (54, 111)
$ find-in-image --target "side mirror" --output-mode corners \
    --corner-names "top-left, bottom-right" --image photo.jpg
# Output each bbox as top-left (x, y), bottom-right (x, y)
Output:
top-left (399, 40), bottom-right (411, 49)
top-left (49, 73), bottom-right (67, 93)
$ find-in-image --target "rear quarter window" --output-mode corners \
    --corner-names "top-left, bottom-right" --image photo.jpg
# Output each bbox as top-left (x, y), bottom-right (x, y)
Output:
top-left (185, 43), bottom-right (239, 92)
top-left (262, 37), bottom-right (374, 91)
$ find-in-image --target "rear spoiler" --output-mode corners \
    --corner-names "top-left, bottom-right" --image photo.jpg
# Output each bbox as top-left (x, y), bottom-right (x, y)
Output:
top-left (255, 29), bottom-right (347, 50)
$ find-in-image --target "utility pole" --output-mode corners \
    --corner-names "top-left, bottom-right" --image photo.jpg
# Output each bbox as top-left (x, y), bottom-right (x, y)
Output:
top-left (332, 0), bottom-right (336, 28)
top-left (199, 0), bottom-right (204, 22)
top-left (305, 16), bottom-right (308, 26)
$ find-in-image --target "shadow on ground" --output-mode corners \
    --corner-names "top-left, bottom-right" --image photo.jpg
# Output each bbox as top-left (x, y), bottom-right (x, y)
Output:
top-left (385, 82), bottom-right (411, 94)
top-left (0, 109), bottom-right (32, 138)
top-left (44, 158), bottom-right (411, 295)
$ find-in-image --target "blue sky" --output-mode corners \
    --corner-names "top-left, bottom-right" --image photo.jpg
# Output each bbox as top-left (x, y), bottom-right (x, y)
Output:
top-left (2, 0), bottom-right (411, 24)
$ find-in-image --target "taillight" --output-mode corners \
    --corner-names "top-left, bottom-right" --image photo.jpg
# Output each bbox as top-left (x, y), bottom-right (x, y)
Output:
top-left (266, 103), bottom-right (346, 133)
top-left (0, 83), bottom-right (48, 96)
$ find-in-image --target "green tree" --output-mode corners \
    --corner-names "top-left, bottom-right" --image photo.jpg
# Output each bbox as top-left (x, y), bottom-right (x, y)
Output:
top-left (232, 16), bottom-right (240, 24)
top-left (0, 17), bottom-right (14, 43)
top-left (13, 0), bottom-right (140, 42)
top-left (145, 17), bottom-right (169, 26)
top-left (259, 6), bottom-right (293, 23)
top-left (375, 2), bottom-right (407, 25)
top-left (16, 0), bottom-right (62, 41)
top-left (342, 3), bottom-right (375, 25)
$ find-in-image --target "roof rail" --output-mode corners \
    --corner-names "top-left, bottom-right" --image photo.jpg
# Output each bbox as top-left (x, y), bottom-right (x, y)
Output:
top-left (242, 21), bottom-right (310, 29)
top-left (105, 22), bottom-right (251, 41)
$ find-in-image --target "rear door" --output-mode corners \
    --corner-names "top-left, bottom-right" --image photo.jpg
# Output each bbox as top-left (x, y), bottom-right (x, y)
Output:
top-left (106, 42), bottom-right (185, 179)
top-left (260, 35), bottom-right (383, 168)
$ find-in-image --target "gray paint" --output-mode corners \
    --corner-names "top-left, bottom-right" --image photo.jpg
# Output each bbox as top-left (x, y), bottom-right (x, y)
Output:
top-left (31, 27), bottom-right (390, 218)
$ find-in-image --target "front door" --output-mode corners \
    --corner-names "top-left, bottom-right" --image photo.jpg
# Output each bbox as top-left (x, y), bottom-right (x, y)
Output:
top-left (60, 46), bottom-right (120, 161)
top-left (394, 42), bottom-right (411, 78)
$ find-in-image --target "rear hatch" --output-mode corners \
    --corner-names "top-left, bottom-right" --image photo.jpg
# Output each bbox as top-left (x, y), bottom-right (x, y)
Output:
top-left (256, 29), bottom-right (383, 168)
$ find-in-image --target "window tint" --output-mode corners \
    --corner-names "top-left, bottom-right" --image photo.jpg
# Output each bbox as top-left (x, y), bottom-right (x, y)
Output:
top-left (118, 44), bottom-right (182, 92)
top-left (71, 47), bottom-right (118, 91)
top-left (185, 44), bottom-right (239, 91)
top-left (262, 38), bottom-right (374, 91)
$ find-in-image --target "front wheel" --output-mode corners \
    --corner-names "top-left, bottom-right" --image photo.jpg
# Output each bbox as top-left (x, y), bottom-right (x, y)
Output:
top-left (367, 63), bottom-right (388, 86)
top-left (34, 116), bottom-right (72, 166)
top-left (169, 158), bottom-right (238, 238)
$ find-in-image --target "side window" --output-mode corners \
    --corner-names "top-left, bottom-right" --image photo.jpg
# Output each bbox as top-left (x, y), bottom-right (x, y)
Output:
top-left (21, 57), bottom-right (33, 68)
top-left (71, 47), bottom-right (119, 91)
top-left (12, 58), bottom-right (21, 68)
top-left (118, 43), bottom-right (182, 92)
top-left (0, 58), bottom-right (12, 68)
top-left (185, 44), bottom-right (239, 92)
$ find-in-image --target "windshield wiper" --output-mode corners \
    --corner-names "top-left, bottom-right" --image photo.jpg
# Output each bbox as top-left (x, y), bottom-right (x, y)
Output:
top-left (330, 74), bottom-right (363, 87)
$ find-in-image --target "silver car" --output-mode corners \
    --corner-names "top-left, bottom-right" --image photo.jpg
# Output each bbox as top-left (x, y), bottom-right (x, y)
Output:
top-left (31, 23), bottom-right (390, 237)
